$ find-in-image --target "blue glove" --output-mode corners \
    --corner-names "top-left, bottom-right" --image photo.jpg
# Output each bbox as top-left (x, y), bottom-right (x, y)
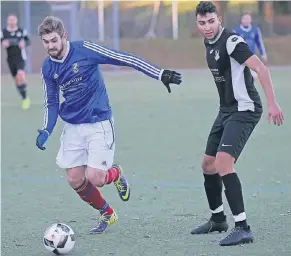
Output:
top-left (36, 129), bottom-right (49, 150)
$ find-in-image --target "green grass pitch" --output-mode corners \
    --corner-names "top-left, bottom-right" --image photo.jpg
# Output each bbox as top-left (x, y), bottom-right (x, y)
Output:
top-left (1, 68), bottom-right (291, 256)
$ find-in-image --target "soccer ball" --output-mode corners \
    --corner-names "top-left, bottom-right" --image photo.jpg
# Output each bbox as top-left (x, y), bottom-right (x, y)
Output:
top-left (43, 223), bottom-right (75, 255)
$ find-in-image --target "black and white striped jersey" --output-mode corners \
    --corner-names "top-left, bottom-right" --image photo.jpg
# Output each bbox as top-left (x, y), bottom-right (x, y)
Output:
top-left (204, 28), bottom-right (262, 113)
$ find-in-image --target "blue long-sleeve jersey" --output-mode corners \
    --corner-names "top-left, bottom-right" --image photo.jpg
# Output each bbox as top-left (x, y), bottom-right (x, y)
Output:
top-left (41, 40), bottom-right (163, 134)
top-left (233, 24), bottom-right (267, 57)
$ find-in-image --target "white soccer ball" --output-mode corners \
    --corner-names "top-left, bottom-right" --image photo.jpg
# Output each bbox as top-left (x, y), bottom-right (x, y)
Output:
top-left (43, 223), bottom-right (75, 255)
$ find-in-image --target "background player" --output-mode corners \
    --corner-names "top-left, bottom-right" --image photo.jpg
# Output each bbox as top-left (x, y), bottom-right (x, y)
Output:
top-left (190, 1), bottom-right (284, 246)
top-left (233, 13), bottom-right (268, 65)
top-left (1, 13), bottom-right (31, 109)
top-left (36, 16), bottom-right (181, 234)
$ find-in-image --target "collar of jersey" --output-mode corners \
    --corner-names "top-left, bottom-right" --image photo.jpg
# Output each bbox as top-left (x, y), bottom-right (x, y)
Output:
top-left (240, 24), bottom-right (252, 32)
top-left (50, 41), bottom-right (70, 63)
top-left (6, 26), bottom-right (18, 32)
top-left (208, 28), bottom-right (224, 45)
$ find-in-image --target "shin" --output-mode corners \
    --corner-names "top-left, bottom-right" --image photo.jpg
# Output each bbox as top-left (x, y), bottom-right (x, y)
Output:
top-left (216, 152), bottom-right (247, 228)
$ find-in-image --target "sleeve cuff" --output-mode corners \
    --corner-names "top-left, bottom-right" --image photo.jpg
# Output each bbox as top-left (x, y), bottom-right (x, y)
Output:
top-left (44, 129), bottom-right (50, 136)
top-left (158, 69), bottom-right (164, 80)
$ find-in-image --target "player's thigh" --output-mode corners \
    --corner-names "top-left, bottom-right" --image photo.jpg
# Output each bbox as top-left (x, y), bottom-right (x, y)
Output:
top-left (87, 119), bottom-right (115, 171)
top-left (218, 116), bottom-right (259, 161)
top-left (7, 59), bottom-right (18, 78)
top-left (56, 124), bottom-right (88, 169)
top-left (205, 112), bottom-right (224, 157)
top-left (15, 60), bottom-right (26, 81)
top-left (17, 59), bottom-right (25, 71)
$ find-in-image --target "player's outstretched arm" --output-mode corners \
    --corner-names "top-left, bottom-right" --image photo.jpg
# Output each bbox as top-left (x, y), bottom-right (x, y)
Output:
top-left (226, 35), bottom-right (284, 126)
top-left (36, 68), bottom-right (60, 150)
top-left (82, 41), bottom-right (182, 93)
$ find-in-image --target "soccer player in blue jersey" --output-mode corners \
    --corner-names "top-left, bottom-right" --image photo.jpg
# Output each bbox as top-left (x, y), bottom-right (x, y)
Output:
top-left (233, 13), bottom-right (268, 65)
top-left (36, 16), bottom-right (182, 234)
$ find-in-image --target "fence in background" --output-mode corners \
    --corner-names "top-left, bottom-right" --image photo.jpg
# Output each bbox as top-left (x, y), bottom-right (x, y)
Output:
top-left (1, 1), bottom-right (291, 73)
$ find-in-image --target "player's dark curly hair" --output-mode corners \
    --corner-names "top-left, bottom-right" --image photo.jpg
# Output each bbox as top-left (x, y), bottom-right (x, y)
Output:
top-left (195, 1), bottom-right (218, 16)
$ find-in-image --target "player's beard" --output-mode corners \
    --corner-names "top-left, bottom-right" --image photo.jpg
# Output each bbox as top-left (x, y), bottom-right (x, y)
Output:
top-left (48, 42), bottom-right (65, 59)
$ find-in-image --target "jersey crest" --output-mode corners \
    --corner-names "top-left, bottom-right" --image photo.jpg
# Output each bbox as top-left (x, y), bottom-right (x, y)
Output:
top-left (72, 62), bottom-right (79, 73)
top-left (214, 49), bottom-right (220, 61)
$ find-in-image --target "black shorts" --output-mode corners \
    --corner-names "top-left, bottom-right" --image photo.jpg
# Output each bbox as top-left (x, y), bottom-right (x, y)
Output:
top-left (205, 111), bottom-right (262, 161)
top-left (7, 57), bottom-right (25, 77)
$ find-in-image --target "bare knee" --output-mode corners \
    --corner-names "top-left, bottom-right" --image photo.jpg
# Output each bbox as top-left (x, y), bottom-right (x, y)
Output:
top-left (215, 152), bottom-right (235, 176)
top-left (66, 166), bottom-right (86, 189)
top-left (16, 70), bottom-right (26, 84)
top-left (202, 154), bottom-right (216, 174)
top-left (86, 167), bottom-right (106, 187)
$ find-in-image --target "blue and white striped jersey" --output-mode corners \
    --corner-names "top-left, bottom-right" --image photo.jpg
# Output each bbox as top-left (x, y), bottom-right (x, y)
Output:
top-left (41, 40), bottom-right (163, 134)
top-left (233, 25), bottom-right (267, 58)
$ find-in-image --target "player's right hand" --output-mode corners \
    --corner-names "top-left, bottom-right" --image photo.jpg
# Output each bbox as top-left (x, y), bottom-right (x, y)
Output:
top-left (18, 40), bottom-right (25, 49)
top-left (36, 129), bottom-right (50, 150)
top-left (1, 39), bottom-right (10, 48)
top-left (161, 70), bottom-right (182, 93)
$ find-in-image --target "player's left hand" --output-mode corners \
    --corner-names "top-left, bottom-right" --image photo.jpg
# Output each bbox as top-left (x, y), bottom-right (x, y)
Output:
top-left (36, 129), bottom-right (50, 150)
top-left (161, 70), bottom-right (182, 93)
top-left (268, 101), bottom-right (284, 126)
top-left (18, 40), bottom-right (25, 49)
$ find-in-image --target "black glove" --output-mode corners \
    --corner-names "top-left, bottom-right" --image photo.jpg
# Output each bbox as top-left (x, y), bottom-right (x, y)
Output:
top-left (161, 69), bottom-right (182, 93)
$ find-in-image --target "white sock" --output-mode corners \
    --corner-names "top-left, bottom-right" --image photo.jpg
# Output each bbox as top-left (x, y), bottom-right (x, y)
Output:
top-left (233, 212), bottom-right (246, 222)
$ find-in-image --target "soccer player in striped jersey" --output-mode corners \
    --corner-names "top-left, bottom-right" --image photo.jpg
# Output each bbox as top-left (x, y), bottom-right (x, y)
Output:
top-left (190, 1), bottom-right (284, 246)
top-left (35, 16), bottom-right (181, 234)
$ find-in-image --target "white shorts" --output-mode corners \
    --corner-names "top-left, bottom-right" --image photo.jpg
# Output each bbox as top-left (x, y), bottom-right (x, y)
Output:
top-left (56, 119), bottom-right (115, 170)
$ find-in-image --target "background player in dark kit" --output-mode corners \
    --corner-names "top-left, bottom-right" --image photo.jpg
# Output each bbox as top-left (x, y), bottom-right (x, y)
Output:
top-left (1, 13), bottom-right (31, 109)
top-left (190, 1), bottom-right (284, 246)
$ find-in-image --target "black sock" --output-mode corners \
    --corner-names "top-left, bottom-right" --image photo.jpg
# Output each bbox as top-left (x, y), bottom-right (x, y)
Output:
top-left (204, 173), bottom-right (225, 222)
top-left (221, 173), bottom-right (248, 229)
top-left (16, 84), bottom-right (27, 99)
